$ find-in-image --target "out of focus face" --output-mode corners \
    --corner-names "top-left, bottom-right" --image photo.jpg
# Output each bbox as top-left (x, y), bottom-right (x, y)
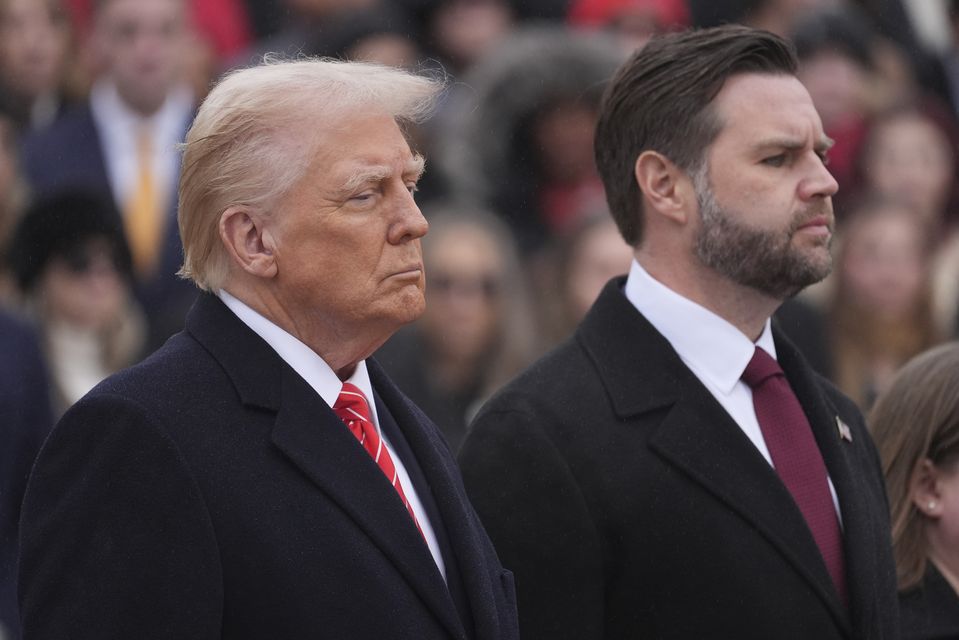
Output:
top-left (865, 114), bottom-right (954, 224)
top-left (797, 51), bottom-right (868, 130)
top-left (695, 73), bottom-right (838, 300)
top-left (430, 0), bottom-right (512, 70)
top-left (840, 209), bottom-right (925, 320)
top-left (0, 0), bottom-right (68, 99)
top-left (566, 219), bottom-right (633, 321)
top-left (421, 224), bottom-right (502, 363)
top-left (533, 102), bottom-right (598, 184)
top-left (266, 112), bottom-right (429, 349)
top-left (93, 0), bottom-right (187, 115)
top-left (41, 238), bottom-right (126, 329)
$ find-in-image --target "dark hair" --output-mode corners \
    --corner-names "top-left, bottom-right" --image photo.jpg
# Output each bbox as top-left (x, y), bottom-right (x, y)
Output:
top-left (594, 25), bottom-right (797, 246)
top-left (7, 191), bottom-right (131, 291)
top-left (791, 7), bottom-right (875, 72)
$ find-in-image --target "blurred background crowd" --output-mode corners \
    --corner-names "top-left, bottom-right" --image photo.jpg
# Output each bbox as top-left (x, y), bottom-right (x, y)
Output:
top-left (4, 0), bottom-right (959, 637)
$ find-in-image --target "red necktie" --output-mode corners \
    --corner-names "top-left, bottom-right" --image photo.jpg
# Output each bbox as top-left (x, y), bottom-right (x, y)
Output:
top-left (742, 347), bottom-right (847, 605)
top-left (332, 383), bottom-right (424, 537)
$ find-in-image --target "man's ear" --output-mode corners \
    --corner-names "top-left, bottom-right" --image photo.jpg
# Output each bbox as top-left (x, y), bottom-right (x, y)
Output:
top-left (634, 150), bottom-right (694, 225)
top-left (912, 458), bottom-right (944, 518)
top-left (219, 206), bottom-right (278, 279)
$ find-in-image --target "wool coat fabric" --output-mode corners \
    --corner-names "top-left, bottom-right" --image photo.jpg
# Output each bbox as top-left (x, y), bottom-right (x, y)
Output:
top-left (459, 278), bottom-right (899, 640)
top-left (18, 293), bottom-right (519, 639)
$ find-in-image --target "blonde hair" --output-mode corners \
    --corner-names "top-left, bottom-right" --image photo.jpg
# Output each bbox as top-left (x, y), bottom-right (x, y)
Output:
top-left (177, 57), bottom-right (443, 291)
top-left (870, 342), bottom-right (959, 591)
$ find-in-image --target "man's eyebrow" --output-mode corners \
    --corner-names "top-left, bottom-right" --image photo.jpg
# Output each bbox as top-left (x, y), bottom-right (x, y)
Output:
top-left (338, 155), bottom-right (426, 193)
top-left (754, 136), bottom-right (835, 153)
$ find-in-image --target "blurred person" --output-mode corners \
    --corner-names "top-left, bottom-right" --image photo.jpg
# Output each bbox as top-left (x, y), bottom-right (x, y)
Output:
top-left (459, 26), bottom-right (899, 639)
top-left (828, 196), bottom-right (940, 409)
top-left (537, 213), bottom-right (633, 345)
top-left (0, 0), bottom-right (74, 133)
top-left (0, 311), bottom-right (52, 640)
top-left (857, 102), bottom-right (959, 231)
top-left (437, 26), bottom-right (623, 253)
top-left (7, 191), bottom-right (145, 416)
top-left (229, 0), bottom-right (381, 68)
top-left (791, 7), bottom-right (877, 202)
top-left (566, 0), bottom-right (689, 54)
top-left (20, 0), bottom-right (198, 352)
top-left (61, 0), bottom-right (252, 62)
top-left (307, 5), bottom-right (422, 69)
top-left (0, 109), bottom-right (28, 302)
top-left (871, 341), bottom-right (959, 639)
top-left (17, 59), bottom-right (519, 639)
top-left (377, 207), bottom-right (538, 452)
top-left (418, 0), bottom-right (514, 77)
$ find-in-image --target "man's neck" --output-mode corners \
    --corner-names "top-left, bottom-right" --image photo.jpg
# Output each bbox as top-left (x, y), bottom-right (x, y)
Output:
top-left (636, 252), bottom-right (780, 343)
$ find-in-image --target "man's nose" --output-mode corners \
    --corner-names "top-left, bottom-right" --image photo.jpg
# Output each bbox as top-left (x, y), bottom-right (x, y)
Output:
top-left (388, 188), bottom-right (429, 244)
top-left (799, 154), bottom-right (839, 201)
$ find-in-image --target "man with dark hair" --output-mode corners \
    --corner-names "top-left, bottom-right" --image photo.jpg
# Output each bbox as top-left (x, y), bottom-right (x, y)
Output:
top-left (459, 25), bottom-right (899, 639)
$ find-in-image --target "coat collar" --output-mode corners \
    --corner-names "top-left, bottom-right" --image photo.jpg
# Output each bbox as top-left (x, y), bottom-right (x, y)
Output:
top-left (185, 293), bottom-right (470, 639)
top-left (577, 279), bottom-right (854, 633)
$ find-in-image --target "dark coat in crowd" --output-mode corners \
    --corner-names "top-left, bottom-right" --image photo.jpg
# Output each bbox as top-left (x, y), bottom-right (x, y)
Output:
top-left (459, 278), bottom-right (900, 639)
top-left (18, 293), bottom-right (518, 639)
top-left (0, 310), bottom-right (52, 640)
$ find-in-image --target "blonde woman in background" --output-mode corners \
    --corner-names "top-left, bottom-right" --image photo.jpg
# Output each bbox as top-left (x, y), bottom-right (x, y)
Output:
top-left (871, 342), bottom-right (959, 639)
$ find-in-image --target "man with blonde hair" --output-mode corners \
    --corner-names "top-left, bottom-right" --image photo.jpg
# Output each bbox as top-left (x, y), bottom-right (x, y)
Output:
top-left (18, 59), bottom-right (519, 640)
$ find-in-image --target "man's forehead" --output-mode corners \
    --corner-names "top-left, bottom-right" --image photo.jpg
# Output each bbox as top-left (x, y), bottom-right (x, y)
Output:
top-left (712, 73), bottom-right (826, 143)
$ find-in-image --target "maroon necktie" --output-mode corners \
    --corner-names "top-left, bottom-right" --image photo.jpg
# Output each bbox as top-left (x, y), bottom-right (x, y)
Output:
top-left (333, 383), bottom-right (424, 538)
top-left (741, 347), bottom-right (848, 605)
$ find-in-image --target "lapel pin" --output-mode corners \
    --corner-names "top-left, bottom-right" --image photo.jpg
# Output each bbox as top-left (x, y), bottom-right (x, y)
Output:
top-left (836, 416), bottom-right (853, 443)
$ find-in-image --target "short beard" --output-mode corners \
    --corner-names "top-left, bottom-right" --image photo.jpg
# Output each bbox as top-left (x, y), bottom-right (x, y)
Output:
top-left (692, 167), bottom-right (833, 300)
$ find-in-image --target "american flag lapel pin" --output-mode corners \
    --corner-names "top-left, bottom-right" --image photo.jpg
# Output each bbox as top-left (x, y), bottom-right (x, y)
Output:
top-left (836, 416), bottom-right (853, 443)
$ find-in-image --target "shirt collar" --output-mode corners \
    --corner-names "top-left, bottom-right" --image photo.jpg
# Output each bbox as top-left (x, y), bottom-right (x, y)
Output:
top-left (623, 259), bottom-right (777, 395)
top-left (90, 79), bottom-right (193, 144)
top-left (218, 289), bottom-right (377, 412)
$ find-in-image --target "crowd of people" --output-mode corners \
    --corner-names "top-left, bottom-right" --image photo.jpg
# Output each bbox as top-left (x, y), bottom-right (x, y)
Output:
top-left (3, 0), bottom-right (959, 638)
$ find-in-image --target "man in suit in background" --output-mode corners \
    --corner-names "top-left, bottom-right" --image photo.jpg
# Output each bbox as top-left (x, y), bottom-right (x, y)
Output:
top-left (459, 26), bottom-right (899, 639)
top-left (18, 59), bottom-right (518, 640)
top-left (21, 0), bottom-right (196, 350)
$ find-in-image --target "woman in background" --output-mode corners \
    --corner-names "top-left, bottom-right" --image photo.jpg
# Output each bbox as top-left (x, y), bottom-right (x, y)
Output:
top-left (8, 191), bottom-right (144, 415)
top-left (828, 195), bottom-right (940, 408)
top-left (871, 342), bottom-right (959, 639)
top-left (376, 207), bottom-right (537, 451)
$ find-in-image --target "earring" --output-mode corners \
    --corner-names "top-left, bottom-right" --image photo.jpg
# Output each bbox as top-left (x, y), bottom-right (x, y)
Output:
top-left (928, 501), bottom-right (937, 510)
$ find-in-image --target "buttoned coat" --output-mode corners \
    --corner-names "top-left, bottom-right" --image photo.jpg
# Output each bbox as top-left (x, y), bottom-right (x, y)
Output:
top-left (459, 278), bottom-right (899, 640)
top-left (18, 293), bottom-right (518, 639)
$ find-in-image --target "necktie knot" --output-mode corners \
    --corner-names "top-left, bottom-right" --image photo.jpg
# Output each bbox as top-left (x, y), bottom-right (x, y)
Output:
top-left (333, 382), bottom-right (372, 427)
top-left (741, 346), bottom-right (784, 389)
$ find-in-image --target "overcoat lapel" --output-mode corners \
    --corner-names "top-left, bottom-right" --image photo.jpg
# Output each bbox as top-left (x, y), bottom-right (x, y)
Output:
top-left (186, 294), bottom-right (464, 639)
top-left (369, 359), bottom-right (504, 640)
top-left (577, 281), bottom-right (852, 634)
top-left (776, 334), bottom-right (882, 637)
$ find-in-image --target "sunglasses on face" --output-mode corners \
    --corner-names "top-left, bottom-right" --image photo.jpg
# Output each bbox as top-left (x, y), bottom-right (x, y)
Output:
top-left (58, 245), bottom-right (124, 275)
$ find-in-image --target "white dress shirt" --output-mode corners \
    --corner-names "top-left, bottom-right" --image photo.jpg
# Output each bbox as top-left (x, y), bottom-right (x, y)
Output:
top-left (89, 79), bottom-right (194, 213)
top-left (219, 290), bottom-right (447, 579)
top-left (623, 260), bottom-right (841, 518)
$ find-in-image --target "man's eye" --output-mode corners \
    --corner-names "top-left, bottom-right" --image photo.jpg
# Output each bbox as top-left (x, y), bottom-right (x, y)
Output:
top-left (407, 183), bottom-right (419, 196)
top-left (761, 154), bottom-right (786, 167)
top-left (817, 152), bottom-right (831, 166)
